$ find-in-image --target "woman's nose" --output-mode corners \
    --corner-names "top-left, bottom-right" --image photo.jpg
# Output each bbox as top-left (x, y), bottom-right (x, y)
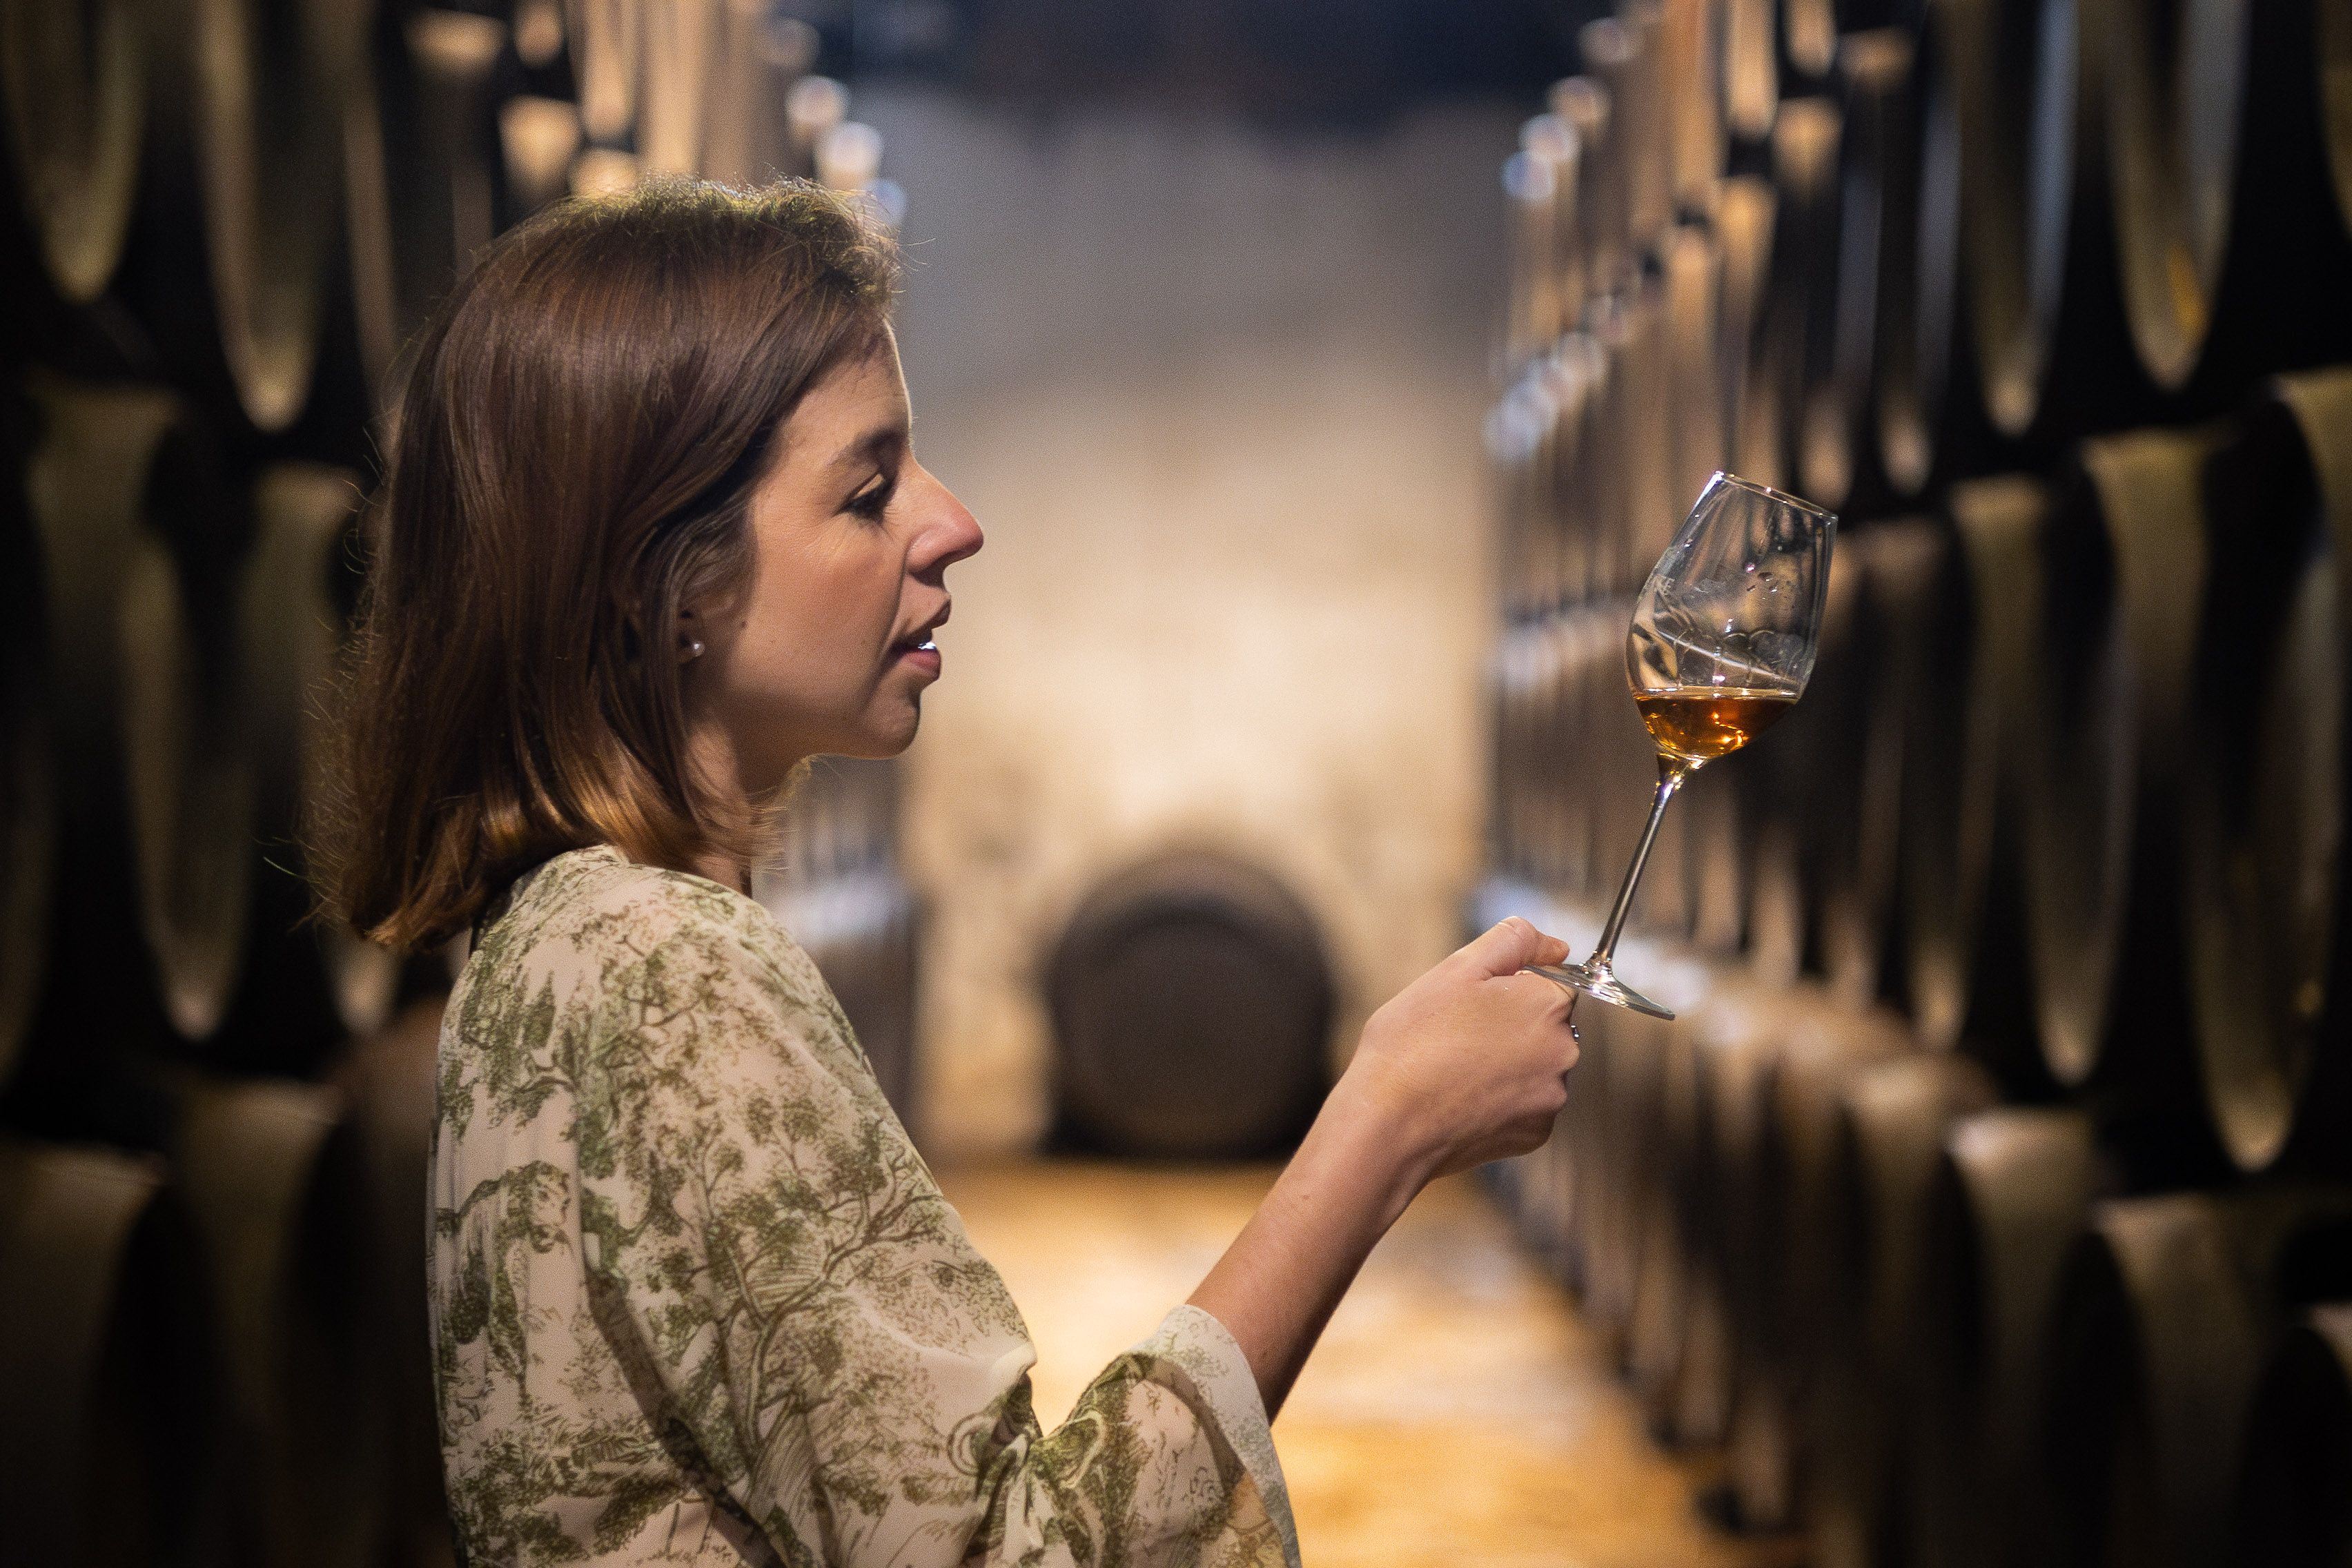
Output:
top-left (909, 468), bottom-right (983, 576)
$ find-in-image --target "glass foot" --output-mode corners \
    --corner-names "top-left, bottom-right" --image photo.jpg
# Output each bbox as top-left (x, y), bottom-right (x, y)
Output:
top-left (1527, 959), bottom-right (1676, 1021)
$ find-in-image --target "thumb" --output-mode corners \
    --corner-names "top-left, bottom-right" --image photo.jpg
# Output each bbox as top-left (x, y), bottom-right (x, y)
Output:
top-left (1456, 916), bottom-right (1571, 977)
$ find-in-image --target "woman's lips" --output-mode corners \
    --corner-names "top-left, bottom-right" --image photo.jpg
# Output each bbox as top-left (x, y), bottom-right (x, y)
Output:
top-left (896, 639), bottom-right (941, 676)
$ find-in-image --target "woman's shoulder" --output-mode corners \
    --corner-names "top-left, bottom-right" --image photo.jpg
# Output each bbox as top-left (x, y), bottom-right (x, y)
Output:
top-left (460, 843), bottom-right (833, 1022)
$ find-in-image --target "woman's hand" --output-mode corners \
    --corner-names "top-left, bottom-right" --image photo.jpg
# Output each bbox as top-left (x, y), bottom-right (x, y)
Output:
top-left (1328, 914), bottom-right (1581, 1188)
top-left (1186, 917), bottom-right (1579, 1420)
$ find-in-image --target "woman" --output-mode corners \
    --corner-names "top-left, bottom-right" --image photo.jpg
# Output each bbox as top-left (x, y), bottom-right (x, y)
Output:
top-left (324, 179), bottom-right (1581, 1567)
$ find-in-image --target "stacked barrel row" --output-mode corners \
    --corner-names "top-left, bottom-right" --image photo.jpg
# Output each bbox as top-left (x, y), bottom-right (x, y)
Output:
top-left (0, 4), bottom-right (917, 1564)
top-left (1479, 1), bottom-right (2352, 1565)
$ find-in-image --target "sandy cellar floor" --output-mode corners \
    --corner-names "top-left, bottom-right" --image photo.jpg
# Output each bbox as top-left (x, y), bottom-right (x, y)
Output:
top-left (935, 1160), bottom-right (1803, 1568)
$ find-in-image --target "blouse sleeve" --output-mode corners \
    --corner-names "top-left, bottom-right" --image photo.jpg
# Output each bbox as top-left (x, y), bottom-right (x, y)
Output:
top-left (568, 890), bottom-right (1300, 1568)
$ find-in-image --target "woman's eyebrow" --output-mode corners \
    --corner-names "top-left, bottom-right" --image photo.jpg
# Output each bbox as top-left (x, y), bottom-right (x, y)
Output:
top-left (827, 422), bottom-right (909, 473)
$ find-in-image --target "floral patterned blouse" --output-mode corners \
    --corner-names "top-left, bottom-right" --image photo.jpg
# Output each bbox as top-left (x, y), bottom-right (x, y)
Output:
top-left (429, 845), bottom-right (1300, 1567)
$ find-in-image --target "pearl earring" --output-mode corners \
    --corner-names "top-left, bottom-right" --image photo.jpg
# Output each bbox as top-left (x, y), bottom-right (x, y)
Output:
top-left (684, 638), bottom-right (705, 660)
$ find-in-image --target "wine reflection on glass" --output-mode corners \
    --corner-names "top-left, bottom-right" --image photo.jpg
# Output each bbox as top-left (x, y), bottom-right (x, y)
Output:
top-left (1528, 471), bottom-right (1836, 1020)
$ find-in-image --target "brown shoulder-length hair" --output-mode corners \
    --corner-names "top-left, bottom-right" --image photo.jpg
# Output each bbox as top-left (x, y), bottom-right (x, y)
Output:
top-left (319, 177), bottom-right (899, 953)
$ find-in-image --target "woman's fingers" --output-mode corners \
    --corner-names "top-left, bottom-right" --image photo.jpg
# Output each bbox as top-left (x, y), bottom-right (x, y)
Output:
top-left (1454, 916), bottom-right (1572, 978)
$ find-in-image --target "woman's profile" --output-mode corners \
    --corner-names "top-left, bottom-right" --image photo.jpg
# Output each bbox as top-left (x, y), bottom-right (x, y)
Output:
top-left (321, 177), bottom-right (1582, 1567)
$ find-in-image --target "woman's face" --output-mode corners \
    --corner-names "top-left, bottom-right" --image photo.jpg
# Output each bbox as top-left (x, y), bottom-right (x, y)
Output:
top-left (684, 331), bottom-right (982, 799)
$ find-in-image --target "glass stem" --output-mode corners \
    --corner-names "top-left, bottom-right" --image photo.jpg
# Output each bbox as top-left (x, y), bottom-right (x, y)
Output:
top-left (1587, 756), bottom-right (1692, 967)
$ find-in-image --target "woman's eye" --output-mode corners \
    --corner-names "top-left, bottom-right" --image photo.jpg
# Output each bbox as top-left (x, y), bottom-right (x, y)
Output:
top-left (847, 479), bottom-right (894, 520)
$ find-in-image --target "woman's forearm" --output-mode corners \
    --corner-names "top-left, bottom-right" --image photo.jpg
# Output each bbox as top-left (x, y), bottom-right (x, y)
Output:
top-left (1186, 1083), bottom-right (1435, 1420)
top-left (1184, 917), bottom-right (1583, 1420)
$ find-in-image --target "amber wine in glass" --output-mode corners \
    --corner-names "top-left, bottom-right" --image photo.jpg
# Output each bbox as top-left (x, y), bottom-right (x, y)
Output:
top-left (1529, 472), bottom-right (1835, 1019)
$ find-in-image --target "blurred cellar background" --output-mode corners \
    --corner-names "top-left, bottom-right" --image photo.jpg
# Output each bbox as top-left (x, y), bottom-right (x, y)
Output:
top-left (5, 0), bottom-right (2352, 1565)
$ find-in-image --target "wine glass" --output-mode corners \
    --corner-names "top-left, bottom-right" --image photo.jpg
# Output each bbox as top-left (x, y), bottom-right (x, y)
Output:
top-left (1529, 471), bottom-right (1836, 1019)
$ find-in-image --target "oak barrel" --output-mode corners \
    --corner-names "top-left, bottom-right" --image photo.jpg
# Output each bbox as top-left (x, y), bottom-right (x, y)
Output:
top-left (2328, 3), bottom-right (2352, 243)
top-left (160, 0), bottom-right (369, 431)
top-left (2040, 1188), bottom-right (2352, 1568)
top-left (1048, 852), bottom-right (1332, 1159)
top-left (1803, 30), bottom-right (1911, 511)
top-left (175, 1077), bottom-right (389, 1568)
top-left (766, 867), bottom-right (923, 1125)
top-left (2232, 1302), bottom-right (2352, 1567)
top-left (339, 996), bottom-right (458, 1568)
top-left (1870, 2), bottom-right (1989, 494)
top-left (0, 393), bottom-right (52, 1080)
top-left (227, 462), bottom-right (400, 1052)
top-left (1810, 1050), bottom-right (1999, 1568)
top-left (2012, 429), bottom-right (2220, 1171)
top-left (2103, 0), bottom-right (2352, 399)
top-left (1941, 0), bottom-right (2151, 441)
top-left (1814, 522), bottom-right (1941, 1008)
top-left (1903, 1106), bottom-right (2104, 1568)
top-left (1736, 97), bottom-right (1841, 494)
top-left (0, 1141), bottom-right (228, 1567)
top-left (2182, 369), bottom-right (2352, 1173)
top-left (0, 0), bottom-right (145, 301)
top-left (638, 0), bottom-right (717, 177)
top-left (20, 379), bottom-right (253, 1059)
top-left (1714, 1002), bottom-right (1902, 1527)
top-left (1894, 480), bottom-right (2038, 1058)
top-left (569, 0), bottom-right (643, 144)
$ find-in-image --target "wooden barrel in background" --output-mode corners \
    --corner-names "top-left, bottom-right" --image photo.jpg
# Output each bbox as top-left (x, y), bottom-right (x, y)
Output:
top-left (1722, 0), bottom-right (1780, 148)
top-left (0, 0), bottom-right (146, 304)
top-left (2327, 1), bottom-right (2352, 244)
top-left (1603, 273), bottom-right (1679, 596)
top-left (1527, 616), bottom-right (1581, 892)
top-left (1894, 480), bottom-right (2039, 1061)
top-left (1903, 1106), bottom-right (2104, 1568)
top-left (2182, 370), bottom-right (2352, 1174)
top-left (702, 6), bottom-right (818, 188)
top-left (1550, 332), bottom-right (1610, 610)
top-left (175, 1077), bottom-right (388, 1568)
top-left (1705, 1005), bottom-right (1901, 1528)
top-left (166, 0), bottom-right (368, 431)
top-left (1048, 852), bottom-right (1333, 1159)
top-left (1578, 22), bottom-right (1642, 300)
top-left (1616, 3), bottom-right (1675, 259)
top-left (1712, 174), bottom-right (1776, 480)
top-left (501, 95), bottom-right (586, 224)
top-left (770, 868), bottom-right (923, 1122)
top-left (1870, 0), bottom-right (1989, 496)
top-left (339, 996), bottom-right (458, 1568)
top-left (2232, 1302), bottom-right (2352, 1568)
top-left (0, 390), bottom-right (52, 1083)
top-left (1658, 0), bottom-right (1723, 216)
top-left (345, 6), bottom-right (509, 415)
top-left (1580, 1001), bottom-right (1672, 1358)
top-left (2101, 0), bottom-right (2352, 402)
top-left (1803, 30), bottom-right (1910, 513)
top-left (2039, 1188), bottom-right (2352, 1568)
top-left (14, 380), bottom-right (231, 1123)
top-left (2012, 428), bottom-right (2220, 1172)
top-left (1735, 95), bottom-right (1840, 493)
top-left (117, 497), bottom-right (256, 1045)
top-left (1808, 1050), bottom-right (1997, 1568)
top-left (1551, 75), bottom-right (1609, 322)
top-left (1941, 0), bottom-right (2151, 443)
top-left (0, 1141), bottom-right (228, 1567)
top-left (569, 0), bottom-right (642, 146)
top-left (1814, 521), bottom-right (1937, 1008)
top-left (1663, 222), bottom-right (1724, 523)
top-left (1740, 515), bottom-right (1861, 986)
top-left (1782, 0), bottom-right (1839, 86)
top-left (1626, 1007), bottom-right (1709, 1439)
top-left (224, 462), bottom-right (402, 1056)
